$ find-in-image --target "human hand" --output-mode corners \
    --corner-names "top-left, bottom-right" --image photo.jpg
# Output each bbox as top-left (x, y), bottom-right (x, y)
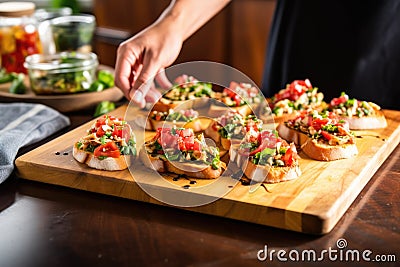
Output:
top-left (115, 23), bottom-right (183, 108)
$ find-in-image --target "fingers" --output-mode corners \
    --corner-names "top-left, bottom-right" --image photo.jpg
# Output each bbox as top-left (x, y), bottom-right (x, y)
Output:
top-left (114, 45), bottom-right (137, 99)
top-left (155, 68), bottom-right (173, 89)
top-left (145, 87), bottom-right (162, 103)
top-left (130, 55), bottom-right (160, 108)
top-left (129, 81), bottom-right (152, 109)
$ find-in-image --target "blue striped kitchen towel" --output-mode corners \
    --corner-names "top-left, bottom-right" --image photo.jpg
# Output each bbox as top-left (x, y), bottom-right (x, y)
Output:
top-left (0, 103), bottom-right (70, 183)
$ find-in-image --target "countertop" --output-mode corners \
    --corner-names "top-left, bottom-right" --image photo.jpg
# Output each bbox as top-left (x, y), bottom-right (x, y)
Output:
top-left (0, 104), bottom-right (398, 267)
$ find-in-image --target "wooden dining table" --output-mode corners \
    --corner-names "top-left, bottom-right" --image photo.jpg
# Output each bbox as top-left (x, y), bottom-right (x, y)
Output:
top-left (0, 103), bottom-right (398, 267)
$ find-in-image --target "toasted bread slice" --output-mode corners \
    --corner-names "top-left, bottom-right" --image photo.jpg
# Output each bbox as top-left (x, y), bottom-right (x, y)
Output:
top-left (328, 93), bottom-right (387, 130)
top-left (301, 139), bottom-right (358, 161)
top-left (204, 122), bottom-right (222, 143)
top-left (257, 108), bottom-right (299, 125)
top-left (220, 137), bottom-right (244, 151)
top-left (139, 147), bottom-right (225, 179)
top-left (243, 161), bottom-right (301, 184)
top-left (230, 143), bottom-right (301, 183)
top-left (152, 97), bottom-right (209, 113)
top-left (272, 113), bottom-right (300, 124)
top-left (277, 115), bottom-right (358, 161)
top-left (342, 110), bottom-right (387, 130)
top-left (208, 104), bottom-right (253, 118)
top-left (73, 145), bottom-right (132, 171)
top-left (147, 118), bottom-right (204, 132)
top-left (277, 123), bottom-right (309, 146)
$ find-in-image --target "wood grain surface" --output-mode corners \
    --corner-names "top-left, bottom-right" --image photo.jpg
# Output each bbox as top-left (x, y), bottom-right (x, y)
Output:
top-left (15, 105), bottom-right (400, 234)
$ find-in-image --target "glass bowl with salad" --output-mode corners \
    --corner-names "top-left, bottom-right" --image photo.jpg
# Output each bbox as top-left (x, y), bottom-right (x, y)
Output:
top-left (24, 51), bottom-right (99, 94)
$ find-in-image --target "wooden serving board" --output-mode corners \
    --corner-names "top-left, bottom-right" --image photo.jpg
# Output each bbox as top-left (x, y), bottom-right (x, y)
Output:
top-left (15, 105), bottom-right (400, 234)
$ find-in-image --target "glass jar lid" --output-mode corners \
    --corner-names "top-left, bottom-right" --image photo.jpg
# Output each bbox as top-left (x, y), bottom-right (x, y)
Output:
top-left (24, 52), bottom-right (99, 74)
top-left (0, 2), bottom-right (35, 17)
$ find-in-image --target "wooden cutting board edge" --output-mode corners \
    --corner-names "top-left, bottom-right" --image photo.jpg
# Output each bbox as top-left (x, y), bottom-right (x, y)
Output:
top-left (15, 106), bottom-right (400, 234)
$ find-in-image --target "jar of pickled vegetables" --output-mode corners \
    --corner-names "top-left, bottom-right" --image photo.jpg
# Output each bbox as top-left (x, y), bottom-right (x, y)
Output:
top-left (0, 2), bottom-right (42, 73)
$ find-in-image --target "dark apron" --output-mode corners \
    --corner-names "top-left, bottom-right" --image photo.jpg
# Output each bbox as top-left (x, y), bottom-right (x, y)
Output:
top-left (262, 0), bottom-right (400, 109)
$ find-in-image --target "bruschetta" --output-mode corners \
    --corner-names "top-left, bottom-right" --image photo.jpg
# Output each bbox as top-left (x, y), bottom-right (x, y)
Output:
top-left (146, 108), bottom-right (204, 132)
top-left (205, 110), bottom-right (263, 150)
top-left (152, 74), bottom-right (215, 112)
top-left (209, 81), bottom-right (262, 117)
top-left (277, 110), bottom-right (358, 161)
top-left (140, 127), bottom-right (225, 179)
top-left (327, 92), bottom-right (387, 129)
top-left (231, 129), bottom-right (301, 183)
top-left (259, 79), bottom-right (325, 124)
top-left (73, 115), bottom-right (137, 170)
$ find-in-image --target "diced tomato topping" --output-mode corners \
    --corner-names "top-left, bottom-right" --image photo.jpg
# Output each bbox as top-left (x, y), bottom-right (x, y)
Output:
top-left (311, 117), bottom-right (330, 131)
top-left (178, 139), bottom-right (186, 151)
top-left (95, 116), bottom-right (107, 128)
top-left (96, 125), bottom-right (106, 137)
top-left (193, 141), bottom-right (202, 151)
top-left (245, 119), bottom-right (260, 132)
top-left (330, 94), bottom-right (348, 106)
top-left (94, 142), bottom-right (120, 158)
top-left (112, 124), bottom-right (131, 142)
top-left (247, 131), bottom-right (278, 156)
top-left (157, 129), bottom-right (178, 149)
top-left (223, 86), bottom-right (242, 107)
top-left (260, 131), bottom-right (278, 148)
top-left (282, 144), bottom-right (297, 166)
top-left (95, 115), bottom-right (118, 128)
top-left (274, 79), bottom-right (312, 101)
top-left (177, 128), bottom-right (196, 151)
top-left (321, 131), bottom-right (333, 141)
top-left (179, 128), bottom-right (193, 138)
top-left (155, 127), bottom-right (198, 151)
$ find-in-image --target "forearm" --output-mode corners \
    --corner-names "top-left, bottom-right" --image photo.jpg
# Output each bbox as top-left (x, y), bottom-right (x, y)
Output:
top-left (155, 0), bottom-right (231, 41)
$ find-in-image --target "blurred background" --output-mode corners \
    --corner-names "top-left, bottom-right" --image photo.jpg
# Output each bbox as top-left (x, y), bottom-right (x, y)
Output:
top-left (92, 0), bottom-right (276, 86)
top-left (0, 0), bottom-right (276, 86)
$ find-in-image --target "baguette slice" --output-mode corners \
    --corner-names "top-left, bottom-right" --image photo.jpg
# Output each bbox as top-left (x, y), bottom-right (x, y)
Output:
top-left (277, 112), bottom-right (358, 161)
top-left (272, 113), bottom-right (300, 124)
top-left (204, 122), bottom-right (243, 150)
top-left (139, 147), bottom-right (225, 179)
top-left (243, 161), bottom-right (301, 184)
top-left (208, 104), bottom-right (252, 118)
top-left (257, 103), bottom-right (300, 125)
top-left (328, 93), bottom-right (387, 130)
top-left (277, 123), bottom-right (309, 146)
top-left (147, 118), bottom-right (204, 132)
top-left (220, 137), bottom-right (244, 151)
top-left (204, 122), bottom-right (221, 144)
top-left (301, 139), bottom-right (358, 161)
top-left (152, 97), bottom-right (209, 113)
top-left (341, 110), bottom-right (387, 130)
top-left (230, 140), bottom-right (301, 184)
top-left (73, 145), bottom-right (132, 171)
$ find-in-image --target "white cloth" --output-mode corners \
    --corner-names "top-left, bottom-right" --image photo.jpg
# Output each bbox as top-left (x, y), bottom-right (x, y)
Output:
top-left (0, 103), bottom-right (70, 183)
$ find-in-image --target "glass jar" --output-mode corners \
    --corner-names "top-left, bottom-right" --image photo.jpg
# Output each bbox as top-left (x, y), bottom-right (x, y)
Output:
top-left (0, 2), bottom-right (42, 73)
top-left (24, 52), bottom-right (99, 94)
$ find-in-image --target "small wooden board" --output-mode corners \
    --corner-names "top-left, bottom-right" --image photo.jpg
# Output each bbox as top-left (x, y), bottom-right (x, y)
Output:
top-left (15, 105), bottom-right (400, 234)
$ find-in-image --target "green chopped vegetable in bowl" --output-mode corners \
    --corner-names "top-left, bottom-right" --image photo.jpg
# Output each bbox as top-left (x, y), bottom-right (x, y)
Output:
top-left (24, 52), bottom-right (99, 95)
